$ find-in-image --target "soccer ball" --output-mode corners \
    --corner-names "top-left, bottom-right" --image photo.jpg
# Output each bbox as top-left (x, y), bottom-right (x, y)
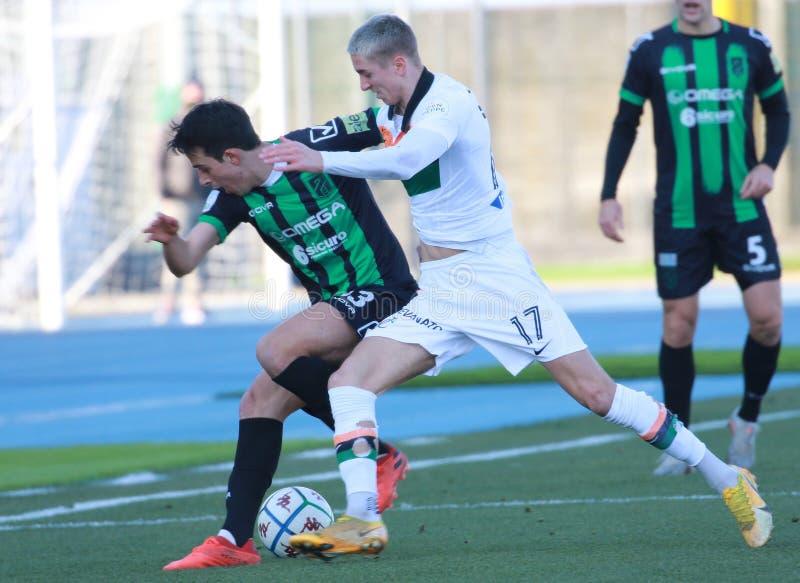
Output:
top-left (257, 486), bottom-right (334, 558)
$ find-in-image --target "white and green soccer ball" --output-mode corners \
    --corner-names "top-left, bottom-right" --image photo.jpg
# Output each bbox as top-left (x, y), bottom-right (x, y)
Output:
top-left (257, 486), bottom-right (334, 558)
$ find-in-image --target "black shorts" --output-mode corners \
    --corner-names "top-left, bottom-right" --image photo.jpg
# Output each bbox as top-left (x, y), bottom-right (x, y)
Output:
top-left (654, 214), bottom-right (781, 300)
top-left (321, 284), bottom-right (418, 338)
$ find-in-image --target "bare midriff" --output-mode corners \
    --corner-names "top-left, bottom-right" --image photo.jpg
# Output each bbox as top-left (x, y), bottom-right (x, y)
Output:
top-left (417, 241), bottom-right (466, 263)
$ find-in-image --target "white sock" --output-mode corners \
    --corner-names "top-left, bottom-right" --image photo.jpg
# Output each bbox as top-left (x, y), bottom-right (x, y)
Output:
top-left (604, 383), bottom-right (709, 469)
top-left (217, 528), bottom-right (237, 545)
top-left (696, 453), bottom-right (740, 493)
top-left (330, 385), bottom-right (380, 522)
top-left (346, 491), bottom-right (379, 521)
top-left (604, 383), bottom-right (660, 434)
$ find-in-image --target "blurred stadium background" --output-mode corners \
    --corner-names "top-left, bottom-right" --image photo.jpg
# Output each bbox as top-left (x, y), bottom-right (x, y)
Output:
top-left (1, 0), bottom-right (797, 331)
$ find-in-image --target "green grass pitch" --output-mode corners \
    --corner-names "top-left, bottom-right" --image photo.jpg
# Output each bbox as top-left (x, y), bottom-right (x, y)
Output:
top-left (1, 389), bottom-right (798, 582)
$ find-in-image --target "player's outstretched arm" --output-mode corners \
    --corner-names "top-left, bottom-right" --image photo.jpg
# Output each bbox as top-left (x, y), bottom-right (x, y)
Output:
top-left (263, 128), bottom-right (449, 181)
top-left (144, 214), bottom-right (218, 277)
top-left (143, 212), bottom-right (180, 244)
top-left (260, 137), bottom-right (323, 173)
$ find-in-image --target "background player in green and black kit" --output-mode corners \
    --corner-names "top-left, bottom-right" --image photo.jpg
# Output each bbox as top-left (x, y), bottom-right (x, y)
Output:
top-left (144, 99), bottom-right (417, 570)
top-left (598, 0), bottom-right (789, 476)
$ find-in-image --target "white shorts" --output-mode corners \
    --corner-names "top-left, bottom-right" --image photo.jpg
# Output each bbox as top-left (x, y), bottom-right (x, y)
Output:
top-left (365, 236), bottom-right (587, 376)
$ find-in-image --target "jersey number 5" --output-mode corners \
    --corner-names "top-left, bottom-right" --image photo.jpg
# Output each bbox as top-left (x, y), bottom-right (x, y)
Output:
top-left (747, 235), bottom-right (767, 266)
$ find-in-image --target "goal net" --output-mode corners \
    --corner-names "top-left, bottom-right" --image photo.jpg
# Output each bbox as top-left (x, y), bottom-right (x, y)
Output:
top-left (0, 0), bottom-right (293, 330)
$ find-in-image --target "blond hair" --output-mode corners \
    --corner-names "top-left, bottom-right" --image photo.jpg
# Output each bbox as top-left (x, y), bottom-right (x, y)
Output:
top-left (347, 14), bottom-right (421, 67)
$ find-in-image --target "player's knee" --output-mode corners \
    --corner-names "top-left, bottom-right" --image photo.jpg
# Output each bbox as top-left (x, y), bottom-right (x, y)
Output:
top-left (256, 334), bottom-right (294, 377)
top-left (328, 367), bottom-right (347, 389)
top-left (662, 323), bottom-right (694, 347)
top-left (662, 308), bottom-right (697, 346)
top-left (328, 352), bottom-right (381, 389)
top-left (240, 383), bottom-right (297, 421)
top-left (239, 387), bottom-right (259, 418)
top-left (749, 311), bottom-right (782, 346)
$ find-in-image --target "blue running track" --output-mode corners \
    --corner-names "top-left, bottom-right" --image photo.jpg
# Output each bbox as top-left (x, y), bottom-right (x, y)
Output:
top-left (1, 288), bottom-right (798, 448)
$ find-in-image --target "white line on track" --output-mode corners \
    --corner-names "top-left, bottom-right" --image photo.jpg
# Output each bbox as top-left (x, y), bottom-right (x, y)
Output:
top-left (1, 409), bottom-right (798, 528)
top-left (0, 395), bottom-right (213, 425)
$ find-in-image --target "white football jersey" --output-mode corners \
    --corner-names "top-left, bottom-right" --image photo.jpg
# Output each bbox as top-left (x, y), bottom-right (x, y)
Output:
top-left (376, 73), bottom-right (513, 249)
top-left (321, 72), bottom-right (514, 250)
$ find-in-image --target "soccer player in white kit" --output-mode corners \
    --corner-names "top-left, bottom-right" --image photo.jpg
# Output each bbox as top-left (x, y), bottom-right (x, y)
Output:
top-left (262, 13), bottom-right (772, 556)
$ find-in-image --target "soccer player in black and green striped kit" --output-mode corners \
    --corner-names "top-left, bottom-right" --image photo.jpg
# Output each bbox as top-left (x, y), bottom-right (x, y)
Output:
top-left (145, 99), bottom-right (417, 570)
top-left (599, 0), bottom-right (789, 475)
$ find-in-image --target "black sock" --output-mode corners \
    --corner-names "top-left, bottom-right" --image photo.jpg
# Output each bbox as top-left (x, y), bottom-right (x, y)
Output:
top-left (272, 356), bottom-right (391, 455)
top-left (739, 335), bottom-right (780, 422)
top-left (659, 341), bottom-right (695, 426)
top-left (221, 418), bottom-right (282, 546)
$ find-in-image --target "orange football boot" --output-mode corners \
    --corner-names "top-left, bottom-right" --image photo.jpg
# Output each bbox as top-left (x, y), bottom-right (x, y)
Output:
top-left (377, 444), bottom-right (409, 512)
top-left (162, 536), bottom-right (260, 570)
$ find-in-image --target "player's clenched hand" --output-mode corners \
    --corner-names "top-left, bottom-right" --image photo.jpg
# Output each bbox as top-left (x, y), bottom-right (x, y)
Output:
top-left (739, 163), bottom-right (774, 200)
top-left (598, 199), bottom-right (625, 243)
top-left (259, 137), bottom-right (324, 173)
top-left (144, 212), bottom-right (180, 244)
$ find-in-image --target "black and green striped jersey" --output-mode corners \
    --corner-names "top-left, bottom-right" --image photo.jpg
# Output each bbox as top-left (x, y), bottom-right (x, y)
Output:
top-left (198, 110), bottom-right (415, 301)
top-left (619, 19), bottom-right (786, 228)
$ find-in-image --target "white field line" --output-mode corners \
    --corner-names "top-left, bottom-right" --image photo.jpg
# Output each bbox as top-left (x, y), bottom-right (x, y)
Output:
top-left (2, 491), bottom-right (800, 533)
top-left (0, 515), bottom-right (222, 532)
top-left (1, 409), bottom-right (798, 527)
